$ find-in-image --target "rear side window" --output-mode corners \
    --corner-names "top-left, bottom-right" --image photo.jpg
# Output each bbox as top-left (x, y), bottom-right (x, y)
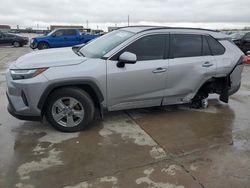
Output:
top-left (206, 36), bottom-right (225, 55)
top-left (64, 29), bottom-right (77, 36)
top-left (117, 34), bottom-right (166, 61)
top-left (202, 36), bottom-right (212, 56)
top-left (171, 34), bottom-right (202, 58)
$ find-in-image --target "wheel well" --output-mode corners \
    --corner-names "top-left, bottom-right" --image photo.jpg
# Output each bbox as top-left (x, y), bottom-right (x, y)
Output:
top-left (198, 77), bottom-right (229, 94)
top-left (41, 84), bottom-right (101, 115)
top-left (195, 76), bottom-right (230, 103)
top-left (12, 41), bottom-right (20, 45)
top-left (38, 41), bottom-right (49, 46)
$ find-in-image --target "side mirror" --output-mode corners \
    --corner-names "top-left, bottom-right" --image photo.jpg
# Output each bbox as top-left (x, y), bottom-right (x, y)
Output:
top-left (51, 33), bottom-right (56, 37)
top-left (117, 52), bottom-right (137, 68)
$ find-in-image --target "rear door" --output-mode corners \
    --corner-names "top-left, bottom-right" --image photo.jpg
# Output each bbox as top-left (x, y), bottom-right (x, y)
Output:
top-left (4, 34), bottom-right (14, 45)
top-left (163, 33), bottom-right (216, 105)
top-left (0, 33), bottom-right (11, 46)
top-left (64, 29), bottom-right (79, 46)
top-left (107, 34), bottom-right (169, 111)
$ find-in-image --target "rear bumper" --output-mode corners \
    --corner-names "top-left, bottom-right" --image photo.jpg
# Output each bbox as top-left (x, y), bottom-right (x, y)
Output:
top-left (229, 82), bottom-right (241, 96)
top-left (7, 93), bottom-right (41, 121)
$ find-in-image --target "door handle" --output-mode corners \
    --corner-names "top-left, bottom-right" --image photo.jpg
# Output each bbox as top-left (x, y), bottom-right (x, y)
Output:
top-left (202, 62), bottom-right (214, 67)
top-left (152, 67), bottom-right (167, 73)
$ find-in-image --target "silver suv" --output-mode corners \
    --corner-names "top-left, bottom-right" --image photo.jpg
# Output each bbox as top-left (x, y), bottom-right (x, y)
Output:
top-left (6, 26), bottom-right (247, 132)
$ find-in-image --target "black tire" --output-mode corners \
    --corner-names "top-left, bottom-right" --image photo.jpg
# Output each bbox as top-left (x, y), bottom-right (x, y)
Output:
top-left (190, 91), bottom-right (208, 109)
top-left (37, 42), bottom-right (49, 50)
top-left (13, 41), bottom-right (21, 47)
top-left (46, 87), bottom-right (95, 132)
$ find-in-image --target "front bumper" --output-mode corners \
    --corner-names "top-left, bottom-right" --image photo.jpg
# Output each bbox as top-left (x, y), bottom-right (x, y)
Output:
top-left (30, 40), bottom-right (37, 49)
top-left (7, 93), bottom-right (41, 121)
top-left (5, 69), bottom-right (49, 121)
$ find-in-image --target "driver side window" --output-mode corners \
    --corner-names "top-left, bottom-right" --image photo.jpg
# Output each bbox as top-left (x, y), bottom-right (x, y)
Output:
top-left (54, 30), bottom-right (64, 37)
top-left (113, 34), bottom-right (167, 61)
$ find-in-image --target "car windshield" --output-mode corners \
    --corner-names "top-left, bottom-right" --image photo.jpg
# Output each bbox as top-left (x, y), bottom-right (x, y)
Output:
top-left (47, 30), bottom-right (56, 36)
top-left (229, 32), bottom-right (246, 40)
top-left (79, 30), bottom-right (134, 58)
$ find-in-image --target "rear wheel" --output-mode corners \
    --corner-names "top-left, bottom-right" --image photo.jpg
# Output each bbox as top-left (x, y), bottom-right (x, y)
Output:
top-left (46, 88), bottom-right (95, 132)
top-left (13, 41), bottom-right (21, 47)
top-left (38, 42), bottom-right (49, 50)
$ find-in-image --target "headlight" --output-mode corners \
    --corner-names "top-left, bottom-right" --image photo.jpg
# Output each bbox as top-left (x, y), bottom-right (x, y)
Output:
top-left (30, 39), bottom-right (34, 43)
top-left (10, 68), bottom-right (48, 80)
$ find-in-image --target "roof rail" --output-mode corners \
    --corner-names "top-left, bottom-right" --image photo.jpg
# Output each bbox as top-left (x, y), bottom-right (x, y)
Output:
top-left (118, 26), bottom-right (219, 33)
top-left (139, 27), bottom-right (219, 33)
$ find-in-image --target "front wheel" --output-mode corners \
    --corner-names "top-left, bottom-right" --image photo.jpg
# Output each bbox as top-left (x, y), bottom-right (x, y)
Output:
top-left (46, 88), bottom-right (95, 132)
top-left (37, 42), bottom-right (49, 50)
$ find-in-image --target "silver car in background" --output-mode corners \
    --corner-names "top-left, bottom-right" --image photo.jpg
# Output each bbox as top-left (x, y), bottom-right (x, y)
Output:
top-left (6, 26), bottom-right (247, 132)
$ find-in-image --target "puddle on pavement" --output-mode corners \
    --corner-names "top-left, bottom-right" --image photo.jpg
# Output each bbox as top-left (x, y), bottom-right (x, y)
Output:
top-left (1, 112), bottom-right (169, 188)
top-left (126, 99), bottom-right (236, 156)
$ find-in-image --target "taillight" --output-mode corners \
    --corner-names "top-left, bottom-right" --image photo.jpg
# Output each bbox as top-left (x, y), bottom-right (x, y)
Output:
top-left (242, 55), bottom-right (249, 64)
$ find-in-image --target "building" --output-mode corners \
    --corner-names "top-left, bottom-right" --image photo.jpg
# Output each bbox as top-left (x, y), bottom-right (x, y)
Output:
top-left (50, 25), bottom-right (84, 32)
top-left (0, 25), bottom-right (11, 32)
top-left (91, 29), bottom-right (104, 34)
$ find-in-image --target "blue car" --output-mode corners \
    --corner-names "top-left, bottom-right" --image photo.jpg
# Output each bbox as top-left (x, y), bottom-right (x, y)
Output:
top-left (30, 28), bottom-right (99, 50)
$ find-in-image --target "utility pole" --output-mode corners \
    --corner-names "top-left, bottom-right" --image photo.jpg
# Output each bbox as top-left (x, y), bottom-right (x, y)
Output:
top-left (128, 15), bottom-right (130, 26)
top-left (86, 20), bottom-right (89, 29)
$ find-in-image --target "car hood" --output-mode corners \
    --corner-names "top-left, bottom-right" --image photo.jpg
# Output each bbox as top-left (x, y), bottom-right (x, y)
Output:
top-left (13, 47), bottom-right (88, 69)
top-left (33, 35), bottom-right (47, 40)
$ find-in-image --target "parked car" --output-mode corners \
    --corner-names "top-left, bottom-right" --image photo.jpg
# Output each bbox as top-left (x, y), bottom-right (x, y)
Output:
top-left (0, 31), bottom-right (28, 47)
top-left (230, 31), bottom-right (250, 54)
top-left (6, 26), bottom-right (247, 132)
top-left (30, 28), bottom-right (99, 50)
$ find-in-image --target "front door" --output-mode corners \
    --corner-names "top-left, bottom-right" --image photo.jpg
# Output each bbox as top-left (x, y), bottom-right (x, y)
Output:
top-left (49, 30), bottom-right (66, 47)
top-left (107, 34), bottom-right (169, 111)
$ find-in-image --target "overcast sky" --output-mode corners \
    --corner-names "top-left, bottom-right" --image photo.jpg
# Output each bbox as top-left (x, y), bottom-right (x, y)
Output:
top-left (0, 0), bottom-right (249, 30)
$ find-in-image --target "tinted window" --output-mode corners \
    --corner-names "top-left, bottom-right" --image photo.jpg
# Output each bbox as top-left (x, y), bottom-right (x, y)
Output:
top-left (244, 33), bottom-right (250, 40)
top-left (206, 36), bottom-right (225, 55)
top-left (54, 30), bottom-right (64, 37)
top-left (172, 34), bottom-right (202, 58)
top-left (202, 36), bottom-right (212, 56)
top-left (64, 29), bottom-right (77, 36)
top-left (121, 34), bottom-right (166, 61)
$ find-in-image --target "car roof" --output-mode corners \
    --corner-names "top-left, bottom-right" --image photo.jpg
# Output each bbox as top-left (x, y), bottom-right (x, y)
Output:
top-left (119, 26), bottom-right (228, 39)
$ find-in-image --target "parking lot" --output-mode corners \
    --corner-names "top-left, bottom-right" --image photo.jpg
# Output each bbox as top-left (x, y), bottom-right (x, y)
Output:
top-left (0, 46), bottom-right (250, 188)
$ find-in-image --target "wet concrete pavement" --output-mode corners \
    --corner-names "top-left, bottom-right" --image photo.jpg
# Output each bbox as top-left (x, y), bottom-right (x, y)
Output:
top-left (0, 46), bottom-right (250, 188)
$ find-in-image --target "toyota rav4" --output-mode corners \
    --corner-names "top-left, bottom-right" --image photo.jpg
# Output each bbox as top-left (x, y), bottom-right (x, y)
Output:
top-left (6, 26), bottom-right (247, 132)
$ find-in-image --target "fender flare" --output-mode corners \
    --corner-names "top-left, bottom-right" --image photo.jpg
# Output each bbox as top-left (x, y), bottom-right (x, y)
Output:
top-left (37, 80), bottom-right (104, 110)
